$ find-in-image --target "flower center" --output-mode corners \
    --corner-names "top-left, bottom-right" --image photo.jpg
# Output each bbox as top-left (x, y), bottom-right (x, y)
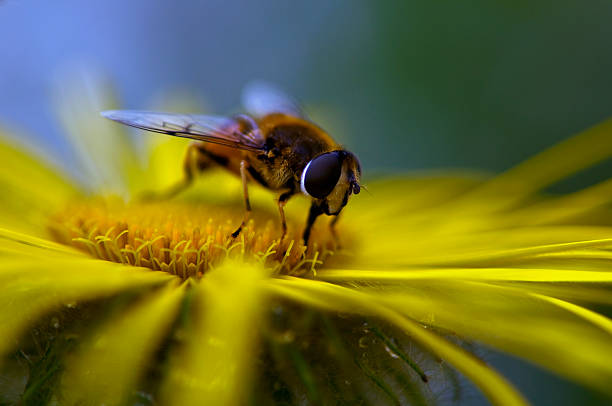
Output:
top-left (50, 198), bottom-right (340, 278)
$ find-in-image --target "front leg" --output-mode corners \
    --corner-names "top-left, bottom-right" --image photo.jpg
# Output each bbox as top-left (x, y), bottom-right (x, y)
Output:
top-left (277, 190), bottom-right (294, 241)
top-left (329, 213), bottom-right (342, 248)
top-left (302, 202), bottom-right (323, 246)
top-left (231, 160), bottom-right (252, 238)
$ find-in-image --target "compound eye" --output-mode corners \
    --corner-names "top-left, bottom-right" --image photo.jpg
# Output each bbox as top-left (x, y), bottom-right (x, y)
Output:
top-left (302, 152), bottom-right (343, 198)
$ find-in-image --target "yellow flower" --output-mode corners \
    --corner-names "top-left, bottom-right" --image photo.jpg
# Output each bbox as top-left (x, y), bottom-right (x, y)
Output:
top-left (1, 81), bottom-right (611, 406)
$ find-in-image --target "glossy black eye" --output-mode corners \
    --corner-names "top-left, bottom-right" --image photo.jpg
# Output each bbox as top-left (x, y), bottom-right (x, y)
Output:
top-left (302, 152), bottom-right (343, 198)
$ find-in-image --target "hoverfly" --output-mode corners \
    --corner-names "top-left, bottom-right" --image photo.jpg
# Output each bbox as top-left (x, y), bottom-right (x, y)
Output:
top-left (101, 82), bottom-right (361, 245)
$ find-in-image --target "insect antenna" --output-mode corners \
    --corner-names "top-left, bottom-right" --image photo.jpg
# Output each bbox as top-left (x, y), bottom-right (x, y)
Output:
top-left (360, 184), bottom-right (372, 196)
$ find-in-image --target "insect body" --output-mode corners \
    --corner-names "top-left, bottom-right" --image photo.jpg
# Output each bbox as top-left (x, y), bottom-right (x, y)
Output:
top-left (101, 83), bottom-right (361, 245)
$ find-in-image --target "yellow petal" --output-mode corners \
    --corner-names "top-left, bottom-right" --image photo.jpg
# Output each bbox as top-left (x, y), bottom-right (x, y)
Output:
top-left (160, 261), bottom-right (268, 406)
top-left (144, 137), bottom-right (191, 192)
top-left (0, 258), bottom-right (173, 358)
top-left (317, 267), bottom-right (612, 283)
top-left (350, 174), bottom-right (486, 217)
top-left (0, 133), bottom-right (79, 236)
top-left (503, 177), bottom-right (612, 226)
top-left (457, 118), bottom-right (612, 209)
top-left (0, 227), bottom-right (85, 259)
top-left (374, 280), bottom-right (612, 395)
top-left (54, 71), bottom-right (145, 196)
top-left (266, 277), bottom-right (528, 406)
top-left (60, 281), bottom-right (186, 405)
top-left (530, 293), bottom-right (612, 336)
top-left (502, 282), bottom-right (612, 305)
top-left (354, 230), bottom-right (612, 268)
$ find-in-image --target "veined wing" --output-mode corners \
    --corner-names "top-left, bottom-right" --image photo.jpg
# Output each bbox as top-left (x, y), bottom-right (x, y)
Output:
top-left (100, 110), bottom-right (265, 152)
top-left (241, 81), bottom-right (304, 118)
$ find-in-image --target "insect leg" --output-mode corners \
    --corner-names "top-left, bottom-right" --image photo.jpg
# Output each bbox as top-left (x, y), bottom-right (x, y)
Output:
top-left (329, 212), bottom-right (342, 248)
top-left (302, 203), bottom-right (323, 246)
top-left (231, 160), bottom-right (251, 238)
top-left (277, 190), bottom-right (294, 241)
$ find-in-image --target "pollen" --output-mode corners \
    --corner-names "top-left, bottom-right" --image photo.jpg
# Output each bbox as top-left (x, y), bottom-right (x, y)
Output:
top-left (49, 199), bottom-right (340, 279)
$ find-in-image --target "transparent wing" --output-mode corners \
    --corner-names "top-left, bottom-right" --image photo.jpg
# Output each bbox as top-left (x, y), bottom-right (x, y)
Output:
top-left (241, 81), bottom-right (304, 118)
top-left (100, 110), bottom-right (265, 152)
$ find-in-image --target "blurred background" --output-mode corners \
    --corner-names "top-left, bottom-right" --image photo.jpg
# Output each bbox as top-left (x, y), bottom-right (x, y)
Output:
top-left (0, 1), bottom-right (610, 404)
